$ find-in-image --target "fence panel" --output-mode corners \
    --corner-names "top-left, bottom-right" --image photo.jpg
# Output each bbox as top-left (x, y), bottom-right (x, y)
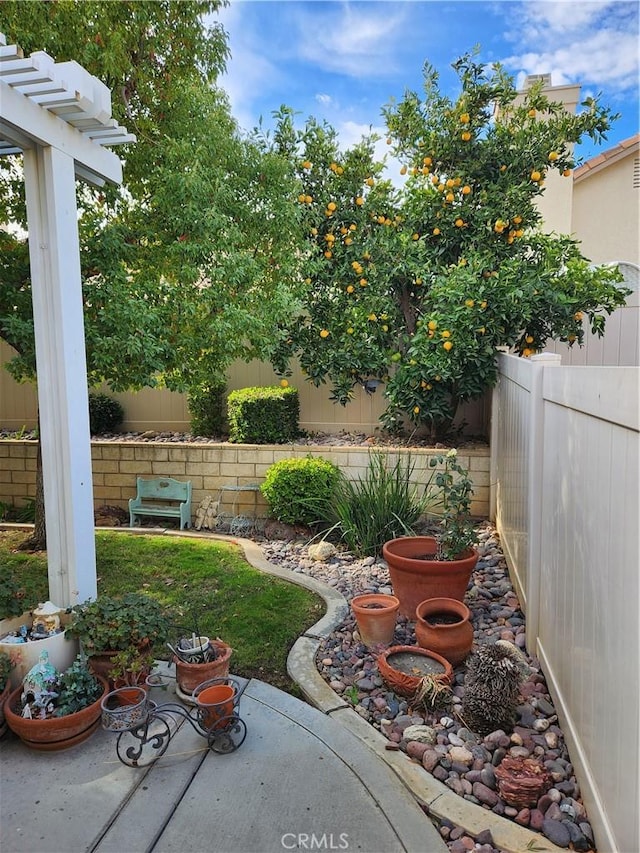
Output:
top-left (493, 354), bottom-right (639, 853)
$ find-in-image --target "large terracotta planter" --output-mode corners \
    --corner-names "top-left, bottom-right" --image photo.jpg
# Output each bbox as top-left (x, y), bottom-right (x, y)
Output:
top-left (0, 612), bottom-right (79, 689)
top-left (415, 597), bottom-right (474, 667)
top-left (382, 536), bottom-right (478, 618)
top-left (4, 675), bottom-right (109, 751)
top-left (351, 594), bottom-right (400, 648)
top-left (174, 639), bottom-right (232, 695)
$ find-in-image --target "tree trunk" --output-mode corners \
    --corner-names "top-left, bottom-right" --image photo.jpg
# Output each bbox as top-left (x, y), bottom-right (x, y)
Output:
top-left (17, 416), bottom-right (46, 552)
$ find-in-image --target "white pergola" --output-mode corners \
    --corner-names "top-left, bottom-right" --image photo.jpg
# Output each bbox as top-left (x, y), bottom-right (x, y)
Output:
top-left (0, 33), bottom-right (135, 606)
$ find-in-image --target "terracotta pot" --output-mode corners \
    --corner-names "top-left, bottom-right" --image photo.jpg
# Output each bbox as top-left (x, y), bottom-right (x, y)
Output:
top-left (382, 536), bottom-right (478, 618)
top-left (194, 682), bottom-right (236, 730)
top-left (0, 680), bottom-right (11, 738)
top-left (174, 639), bottom-right (232, 695)
top-left (377, 645), bottom-right (453, 698)
top-left (4, 676), bottom-right (109, 751)
top-left (101, 687), bottom-right (151, 731)
top-left (351, 594), bottom-right (400, 648)
top-left (415, 597), bottom-right (474, 667)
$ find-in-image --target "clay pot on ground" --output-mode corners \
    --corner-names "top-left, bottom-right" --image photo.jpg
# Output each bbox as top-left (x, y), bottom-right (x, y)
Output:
top-left (351, 594), bottom-right (400, 648)
top-left (194, 680), bottom-right (237, 731)
top-left (414, 597), bottom-right (474, 667)
top-left (377, 645), bottom-right (453, 698)
top-left (4, 676), bottom-right (109, 751)
top-left (0, 680), bottom-right (11, 738)
top-left (174, 639), bottom-right (232, 697)
top-left (382, 536), bottom-right (479, 619)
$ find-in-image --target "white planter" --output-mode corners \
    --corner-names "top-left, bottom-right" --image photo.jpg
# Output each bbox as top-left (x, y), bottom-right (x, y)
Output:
top-left (0, 611), bottom-right (79, 688)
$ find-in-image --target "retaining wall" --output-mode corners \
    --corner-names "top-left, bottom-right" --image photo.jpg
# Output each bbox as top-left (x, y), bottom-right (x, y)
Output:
top-left (0, 441), bottom-right (490, 520)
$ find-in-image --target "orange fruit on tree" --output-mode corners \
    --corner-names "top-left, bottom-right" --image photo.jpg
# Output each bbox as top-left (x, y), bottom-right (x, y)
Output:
top-left (462, 185), bottom-right (471, 195)
top-left (548, 151), bottom-right (559, 161)
top-left (465, 299), bottom-right (474, 308)
top-left (461, 131), bottom-right (471, 141)
top-left (302, 160), bottom-right (312, 169)
top-left (445, 192), bottom-right (455, 203)
top-left (280, 379), bottom-right (289, 388)
top-left (327, 201), bottom-right (337, 211)
top-left (346, 285), bottom-right (355, 293)
top-left (460, 112), bottom-right (470, 124)
top-left (441, 329), bottom-right (451, 338)
top-left (528, 108), bottom-right (536, 118)
top-left (455, 218), bottom-right (465, 227)
top-left (432, 227), bottom-right (441, 235)
top-left (443, 340), bottom-right (453, 352)
top-left (320, 329), bottom-right (330, 338)
top-left (428, 319), bottom-right (438, 331)
top-left (400, 165), bottom-right (407, 175)
top-left (355, 197), bottom-right (364, 206)
top-left (531, 170), bottom-right (541, 182)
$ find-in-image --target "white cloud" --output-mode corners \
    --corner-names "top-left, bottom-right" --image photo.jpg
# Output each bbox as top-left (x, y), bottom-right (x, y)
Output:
top-left (503, 1), bottom-right (639, 94)
top-left (316, 93), bottom-right (333, 106)
top-left (294, 2), bottom-right (410, 78)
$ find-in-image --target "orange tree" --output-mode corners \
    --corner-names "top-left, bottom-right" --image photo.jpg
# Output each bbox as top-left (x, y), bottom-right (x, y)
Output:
top-left (269, 56), bottom-right (628, 439)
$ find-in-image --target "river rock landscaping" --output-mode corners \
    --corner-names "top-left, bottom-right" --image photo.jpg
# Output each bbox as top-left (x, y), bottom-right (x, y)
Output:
top-left (261, 524), bottom-right (596, 852)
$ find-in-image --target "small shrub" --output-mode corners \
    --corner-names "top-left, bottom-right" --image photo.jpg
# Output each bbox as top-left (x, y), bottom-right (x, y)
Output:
top-left (331, 452), bottom-right (432, 557)
top-left (227, 386), bottom-right (299, 444)
top-left (261, 456), bottom-right (340, 526)
top-left (188, 379), bottom-right (227, 437)
top-left (88, 392), bottom-right (124, 435)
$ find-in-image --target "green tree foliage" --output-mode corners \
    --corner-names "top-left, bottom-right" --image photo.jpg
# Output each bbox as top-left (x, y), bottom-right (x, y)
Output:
top-left (269, 56), bottom-right (629, 438)
top-left (0, 1), bottom-right (302, 392)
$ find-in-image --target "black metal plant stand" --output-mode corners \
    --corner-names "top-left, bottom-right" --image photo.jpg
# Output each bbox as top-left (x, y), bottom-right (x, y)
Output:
top-left (101, 676), bottom-right (247, 767)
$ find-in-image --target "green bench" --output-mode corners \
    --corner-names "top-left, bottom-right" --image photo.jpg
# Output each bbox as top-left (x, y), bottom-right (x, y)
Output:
top-left (129, 477), bottom-right (192, 530)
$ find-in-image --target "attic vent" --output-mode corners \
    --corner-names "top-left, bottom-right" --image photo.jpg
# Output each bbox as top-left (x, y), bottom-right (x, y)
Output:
top-left (633, 158), bottom-right (640, 189)
top-left (525, 74), bottom-right (552, 88)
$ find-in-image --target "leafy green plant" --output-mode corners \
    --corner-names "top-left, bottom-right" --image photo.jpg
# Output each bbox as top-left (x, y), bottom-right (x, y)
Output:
top-left (107, 646), bottom-right (155, 687)
top-left (88, 392), bottom-right (124, 435)
top-left (14, 498), bottom-right (36, 524)
top-left (261, 456), bottom-right (341, 526)
top-left (344, 685), bottom-right (360, 706)
top-left (0, 651), bottom-right (13, 692)
top-left (227, 386), bottom-right (300, 444)
top-left (188, 378), bottom-right (227, 436)
top-left (0, 573), bottom-right (30, 618)
top-left (426, 450), bottom-right (476, 560)
top-left (66, 593), bottom-right (170, 654)
top-left (53, 656), bottom-right (103, 717)
top-left (330, 452), bottom-right (432, 557)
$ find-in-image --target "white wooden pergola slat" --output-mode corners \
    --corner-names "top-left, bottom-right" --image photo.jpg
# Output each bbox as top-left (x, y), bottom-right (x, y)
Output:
top-left (0, 32), bottom-right (135, 607)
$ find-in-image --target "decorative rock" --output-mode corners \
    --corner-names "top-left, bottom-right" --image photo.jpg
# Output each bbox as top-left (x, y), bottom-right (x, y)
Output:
top-left (422, 749), bottom-right (441, 773)
top-left (514, 807), bottom-right (530, 825)
top-left (403, 724), bottom-right (436, 744)
top-left (542, 818), bottom-right (571, 847)
top-left (406, 740), bottom-right (431, 761)
top-left (308, 542), bottom-right (337, 561)
top-left (472, 782), bottom-right (499, 807)
top-left (449, 746), bottom-right (473, 765)
top-left (474, 829), bottom-right (495, 847)
top-left (530, 808), bottom-right (545, 830)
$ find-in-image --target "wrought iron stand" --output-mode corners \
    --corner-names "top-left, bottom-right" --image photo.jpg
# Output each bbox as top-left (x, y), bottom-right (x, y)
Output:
top-left (101, 676), bottom-right (247, 767)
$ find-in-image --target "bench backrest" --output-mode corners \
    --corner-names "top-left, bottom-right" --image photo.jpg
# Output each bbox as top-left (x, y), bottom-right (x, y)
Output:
top-left (136, 477), bottom-right (191, 502)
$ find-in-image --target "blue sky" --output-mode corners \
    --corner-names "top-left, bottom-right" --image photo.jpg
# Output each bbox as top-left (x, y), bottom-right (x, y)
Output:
top-left (214, 0), bottom-right (639, 167)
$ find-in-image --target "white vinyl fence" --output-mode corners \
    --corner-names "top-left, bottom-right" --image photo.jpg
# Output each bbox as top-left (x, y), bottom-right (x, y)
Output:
top-left (490, 353), bottom-right (639, 853)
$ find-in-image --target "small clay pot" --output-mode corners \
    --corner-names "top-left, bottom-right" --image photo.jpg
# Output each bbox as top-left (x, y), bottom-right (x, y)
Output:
top-left (351, 594), bottom-right (400, 648)
top-left (174, 639), bottom-right (232, 695)
top-left (377, 645), bottom-right (453, 698)
top-left (415, 597), bottom-right (474, 667)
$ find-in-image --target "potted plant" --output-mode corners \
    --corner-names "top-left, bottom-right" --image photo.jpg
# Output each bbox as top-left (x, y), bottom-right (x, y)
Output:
top-left (382, 450), bottom-right (479, 618)
top-left (108, 646), bottom-right (155, 700)
top-left (172, 634), bottom-right (233, 700)
top-left (65, 593), bottom-right (170, 687)
top-left (4, 655), bottom-right (109, 750)
top-left (0, 576), bottom-right (78, 688)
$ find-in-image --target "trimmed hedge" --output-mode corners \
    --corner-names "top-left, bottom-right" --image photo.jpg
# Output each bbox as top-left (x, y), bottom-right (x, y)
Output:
top-left (188, 379), bottom-right (227, 437)
top-left (88, 392), bottom-right (124, 435)
top-left (227, 386), bottom-right (300, 444)
top-left (260, 456), bottom-right (341, 526)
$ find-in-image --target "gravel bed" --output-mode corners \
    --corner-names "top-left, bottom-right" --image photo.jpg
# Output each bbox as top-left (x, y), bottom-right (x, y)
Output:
top-left (260, 524), bottom-right (596, 853)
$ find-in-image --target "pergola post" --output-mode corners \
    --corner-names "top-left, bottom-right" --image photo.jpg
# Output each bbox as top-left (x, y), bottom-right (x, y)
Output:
top-left (23, 145), bottom-right (96, 605)
top-left (0, 34), bottom-right (134, 607)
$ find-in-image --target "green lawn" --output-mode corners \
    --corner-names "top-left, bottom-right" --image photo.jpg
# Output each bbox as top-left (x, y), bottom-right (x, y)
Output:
top-left (0, 530), bottom-right (324, 695)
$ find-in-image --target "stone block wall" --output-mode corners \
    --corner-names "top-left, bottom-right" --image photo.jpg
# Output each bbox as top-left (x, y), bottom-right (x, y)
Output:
top-left (0, 441), bottom-right (490, 520)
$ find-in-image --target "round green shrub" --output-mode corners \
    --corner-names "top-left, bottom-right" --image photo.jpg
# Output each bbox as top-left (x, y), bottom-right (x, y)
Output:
top-left (260, 456), bottom-right (341, 526)
top-left (88, 392), bottom-right (124, 435)
top-left (188, 379), bottom-right (227, 437)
